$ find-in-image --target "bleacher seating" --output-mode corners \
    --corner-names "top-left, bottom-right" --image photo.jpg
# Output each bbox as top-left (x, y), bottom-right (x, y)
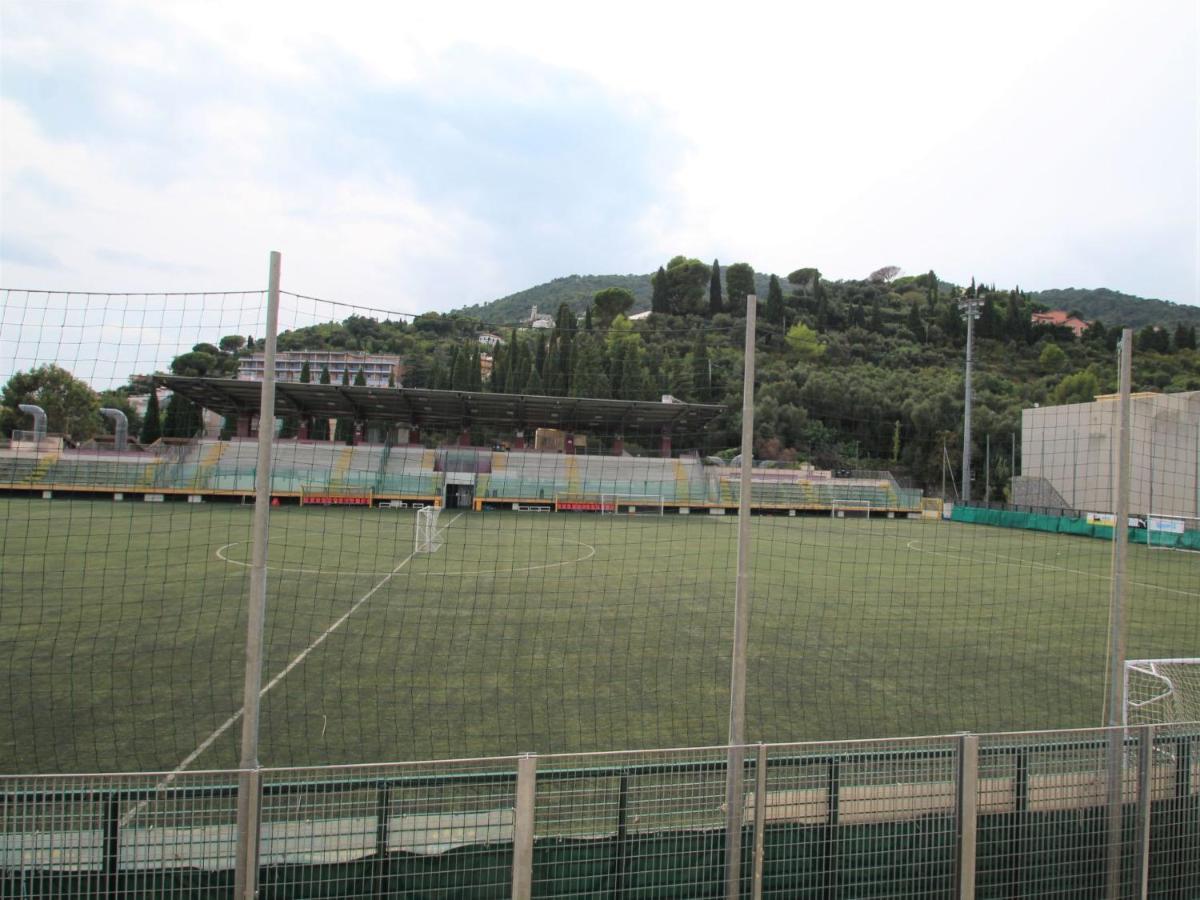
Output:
top-left (0, 442), bottom-right (923, 510)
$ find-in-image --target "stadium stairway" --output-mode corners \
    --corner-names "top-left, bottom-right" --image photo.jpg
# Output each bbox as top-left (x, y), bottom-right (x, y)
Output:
top-left (29, 452), bottom-right (59, 483)
top-left (196, 442), bottom-right (227, 484)
top-left (673, 460), bottom-right (689, 502)
top-left (140, 458), bottom-right (163, 487)
top-left (566, 456), bottom-right (581, 495)
top-left (330, 446), bottom-right (355, 488)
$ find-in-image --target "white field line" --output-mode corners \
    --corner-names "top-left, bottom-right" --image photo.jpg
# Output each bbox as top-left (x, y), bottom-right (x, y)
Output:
top-left (123, 512), bottom-right (464, 824)
top-left (215, 536), bottom-right (596, 578)
top-left (905, 539), bottom-right (1200, 600)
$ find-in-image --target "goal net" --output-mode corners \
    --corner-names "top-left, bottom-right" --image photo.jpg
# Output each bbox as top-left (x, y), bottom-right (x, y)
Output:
top-left (414, 505), bottom-right (443, 554)
top-left (599, 494), bottom-right (665, 515)
top-left (1144, 515), bottom-right (1200, 552)
top-left (831, 500), bottom-right (872, 519)
top-left (1124, 658), bottom-right (1200, 726)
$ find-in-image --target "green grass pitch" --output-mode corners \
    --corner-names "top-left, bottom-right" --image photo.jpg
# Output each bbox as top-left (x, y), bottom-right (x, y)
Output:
top-left (1, 496), bottom-right (1196, 774)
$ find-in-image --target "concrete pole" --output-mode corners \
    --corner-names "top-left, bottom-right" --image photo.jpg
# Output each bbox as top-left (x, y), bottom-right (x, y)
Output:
top-left (1105, 327), bottom-right (1132, 900)
top-left (724, 294), bottom-right (757, 900)
top-left (234, 251), bottom-right (281, 900)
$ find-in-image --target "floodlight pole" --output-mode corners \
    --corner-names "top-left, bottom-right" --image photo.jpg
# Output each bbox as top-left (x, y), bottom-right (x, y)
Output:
top-left (1104, 327), bottom-right (1132, 900)
top-left (725, 294), bottom-right (757, 900)
top-left (234, 251), bottom-right (281, 900)
top-left (959, 293), bottom-right (982, 504)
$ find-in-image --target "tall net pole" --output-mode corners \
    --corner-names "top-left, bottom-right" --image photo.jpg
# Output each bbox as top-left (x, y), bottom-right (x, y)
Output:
top-left (234, 251), bottom-right (281, 900)
top-left (724, 294), bottom-right (757, 900)
top-left (959, 294), bottom-right (982, 503)
top-left (1105, 327), bottom-right (1132, 900)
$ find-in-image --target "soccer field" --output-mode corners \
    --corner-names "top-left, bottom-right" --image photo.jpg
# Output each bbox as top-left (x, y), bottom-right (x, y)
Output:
top-left (1, 497), bottom-right (1197, 774)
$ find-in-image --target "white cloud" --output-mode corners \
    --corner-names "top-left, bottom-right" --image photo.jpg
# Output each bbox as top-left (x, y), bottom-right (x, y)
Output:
top-left (0, 0), bottom-right (1196, 311)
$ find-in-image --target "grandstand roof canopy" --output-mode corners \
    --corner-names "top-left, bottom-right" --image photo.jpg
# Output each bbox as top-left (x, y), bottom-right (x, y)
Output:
top-left (158, 376), bottom-right (725, 432)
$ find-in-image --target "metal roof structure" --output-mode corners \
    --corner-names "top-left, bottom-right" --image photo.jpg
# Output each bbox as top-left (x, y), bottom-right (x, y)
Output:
top-left (157, 377), bottom-right (725, 433)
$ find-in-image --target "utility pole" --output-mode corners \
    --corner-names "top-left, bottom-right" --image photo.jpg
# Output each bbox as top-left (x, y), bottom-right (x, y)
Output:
top-left (959, 287), bottom-right (983, 505)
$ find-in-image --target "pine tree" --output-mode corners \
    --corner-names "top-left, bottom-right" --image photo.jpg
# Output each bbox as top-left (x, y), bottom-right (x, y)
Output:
top-left (139, 390), bottom-right (161, 444)
top-left (766, 274), bottom-right (784, 325)
top-left (709, 259), bottom-right (723, 316)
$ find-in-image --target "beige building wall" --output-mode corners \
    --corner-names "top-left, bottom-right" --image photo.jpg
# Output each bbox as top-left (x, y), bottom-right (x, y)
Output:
top-left (1021, 391), bottom-right (1199, 518)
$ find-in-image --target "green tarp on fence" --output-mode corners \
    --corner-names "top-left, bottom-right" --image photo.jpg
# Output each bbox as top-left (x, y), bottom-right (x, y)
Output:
top-left (950, 506), bottom-right (1200, 550)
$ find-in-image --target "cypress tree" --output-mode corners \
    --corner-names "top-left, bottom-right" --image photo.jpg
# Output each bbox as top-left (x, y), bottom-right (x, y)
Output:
top-left (908, 301), bottom-right (925, 342)
top-left (709, 259), bottom-right (723, 315)
top-left (310, 366), bottom-right (331, 440)
top-left (139, 390), bottom-right (161, 444)
top-left (299, 361), bottom-right (311, 383)
top-left (334, 369), bottom-right (354, 443)
top-left (570, 335), bottom-right (610, 398)
top-left (162, 393), bottom-right (201, 438)
top-left (651, 266), bottom-right (668, 314)
top-left (1175, 323), bottom-right (1197, 351)
top-left (689, 331), bottom-right (711, 402)
top-left (584, 307), bottom-right (593, 331)
top-left (451, 343), bottom-right (473, 391)
top-left (766, 274), bottom-right (784, 325)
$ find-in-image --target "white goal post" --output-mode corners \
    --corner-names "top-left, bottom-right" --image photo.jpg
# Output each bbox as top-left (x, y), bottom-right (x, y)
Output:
top-left (830, 499), bottom-right (872, 519)
top-left (600, 494), bottom-right (665, 516)
top-left (414, 505), bottom-right (443, 554)
top-left (1124, 658), bottom-right (1200, 726)
top-left (1144, 514), bottom-right (1199, 552)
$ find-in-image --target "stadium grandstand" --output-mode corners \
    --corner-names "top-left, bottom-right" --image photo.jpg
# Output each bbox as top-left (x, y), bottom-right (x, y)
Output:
top-left (0, 381), bottom-right (922, 514)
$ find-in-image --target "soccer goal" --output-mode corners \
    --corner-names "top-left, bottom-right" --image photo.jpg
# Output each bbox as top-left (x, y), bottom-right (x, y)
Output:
top-left (830, 499), bottom-right (872, 519)
top-left (414, 505), bottom-right (443, 554)
top-left (600, 494), bottom-right (665, 516)
top-left (1124, 658), bottom-right (1200, 726)
top-left (1144, 515), bottom-right (1200, 552)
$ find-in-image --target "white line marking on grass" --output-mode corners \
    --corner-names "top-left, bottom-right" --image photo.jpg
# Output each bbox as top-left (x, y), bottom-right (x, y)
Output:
top-left (124, 512), bottom-right (464, 824)
top-left (215, 537), bottom-right (596, 578)
top-left (905, 539), bottom-right (1200, 600)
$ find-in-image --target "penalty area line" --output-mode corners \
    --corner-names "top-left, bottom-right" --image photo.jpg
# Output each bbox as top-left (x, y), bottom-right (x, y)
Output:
top-left (123, 511), bottom-right (463, 824)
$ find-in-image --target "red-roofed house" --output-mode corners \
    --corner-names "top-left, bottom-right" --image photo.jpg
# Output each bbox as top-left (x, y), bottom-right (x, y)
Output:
top-left (1031, 309), bottom-right (1090, 337)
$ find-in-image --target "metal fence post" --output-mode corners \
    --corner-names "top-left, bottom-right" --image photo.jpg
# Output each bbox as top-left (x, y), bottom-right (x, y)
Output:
top-left (752, 743), bottom-right (767, 900)
top-left (725, 293), bottom-right (757, 900)
top-left (512, 752), bottom-right (537, 900)
top-left (1136, 725), bottom-right (1154, 899)
top-left (1105, 328), bottom-right (1133, 900)
top-left (234, 251), bottom-right (281, 900)
top-left (956, 734), bottom-right (978, 900)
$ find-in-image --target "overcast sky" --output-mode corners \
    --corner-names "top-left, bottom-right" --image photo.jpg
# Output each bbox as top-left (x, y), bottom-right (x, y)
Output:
top-left (2, 0), bottom-right (1198, 316)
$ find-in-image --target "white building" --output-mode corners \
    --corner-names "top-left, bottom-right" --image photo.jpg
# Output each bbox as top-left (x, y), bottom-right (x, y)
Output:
top-left (238, 351), bottom-right (402, 388)
top-left (478, 332), bottom-right (505, 348)
top-left (1018, 390), bottom-right (1199, 517)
